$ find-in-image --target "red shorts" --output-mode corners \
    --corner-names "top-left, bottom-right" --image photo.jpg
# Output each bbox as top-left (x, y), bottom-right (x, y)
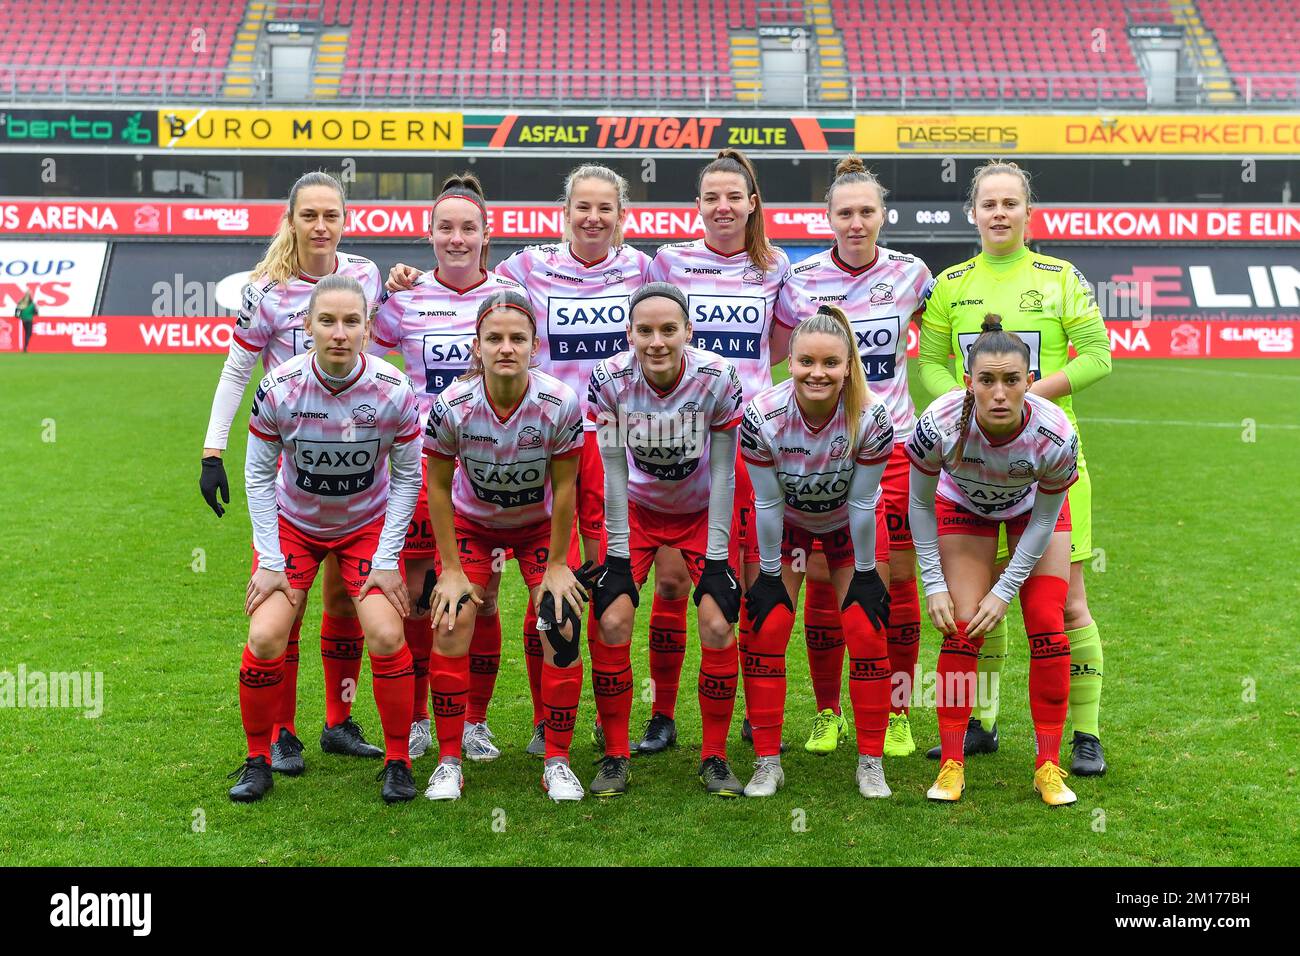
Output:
top-left (733, 450), bottom-right (755, 567)
top-left (936, 495), bottom-right (1073, 538)
top-left (253, 515), bottom-right (390, 597)
top-left (402, 455), bottom-right (437, 561)
top-left (577, 434), bottom-right (606, 541)
top-left (878, 442), bottom-right (913, 551)
top-left (629, 502), bottom-right (740, 587)
top-left (454, 516), bottom-right (582, 589)
top-left (775, 508), bottom-right (890, 571)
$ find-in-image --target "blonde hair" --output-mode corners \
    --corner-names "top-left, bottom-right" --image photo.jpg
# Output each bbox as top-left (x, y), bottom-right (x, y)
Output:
top-left (789, 304), bottom-right (872, 450)
top-left (825, 155), bottom-right (889, 208)
top-left (432, 172), bottom-right (490, 270)
top-left (966, 160), bottom-right (1034, 213)
top-left (697, 148), bottom-right (776, 272)
top-left (462, 290), bottom-right (537, 381)
top-left (562, 163), bottom-right (629, 247)
top-left (251, 171), bottom-right (346, 285)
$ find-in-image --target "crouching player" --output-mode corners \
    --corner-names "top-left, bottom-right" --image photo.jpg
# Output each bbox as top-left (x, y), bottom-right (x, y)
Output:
top-left (422, 292), bottom-right (590, 802)
top-left (741, 305), bottom-right (896, 797)
top-left (906, 318), bottom-right (1080, 806)
top-left (228, 275), bottom-right (421, 804)
top-left (588, 282), bottom-right (747, 799)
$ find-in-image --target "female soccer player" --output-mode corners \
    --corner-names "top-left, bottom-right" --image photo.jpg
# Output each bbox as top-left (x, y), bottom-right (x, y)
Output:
top-left (422, 291), bottom-right (589, 802)
top-left (637, 149), bottom-right (790, 755)
top-left (906, 318), bottom-right (1080, 806)
top-left (202, 171), bottom-right (385, 776)
top-left (588, 282), bottom-right (746, 798)
top-left (227, 274), bottom-right (422, 805)
top-left (919, 161), bottom-right (1112, 775)
top-left (741, 306), bottom-right (896, 798)
top-left (772, 157), bottom-right (932, 758)
top-left (496, 164), bottom-right (651, 756)
top-left (372, 173), bottom-right (523, 765)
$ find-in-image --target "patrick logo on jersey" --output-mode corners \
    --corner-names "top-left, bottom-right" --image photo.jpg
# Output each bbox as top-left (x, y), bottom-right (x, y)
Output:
top-left (462, 453), bottom-right (548, 508)
top-left (293, 438), bottom-right (382, 496)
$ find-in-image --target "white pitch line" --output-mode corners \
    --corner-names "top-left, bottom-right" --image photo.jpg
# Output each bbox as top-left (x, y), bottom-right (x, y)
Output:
top-left (1079, 416), bottom-right (1300, 430)
top-left (1117, 364), bottom-right (1300, 383)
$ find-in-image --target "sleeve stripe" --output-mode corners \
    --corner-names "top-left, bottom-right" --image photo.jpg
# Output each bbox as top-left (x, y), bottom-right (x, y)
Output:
top-left (425, 449), bottom-right (456, 461)
top-left (552, 447), bottom-right (583, 461)
top-left (1039, 474), bottom-right (1079, 496)
top-left (394, 431), bottom-right (421, 444)
top-left (372, 335), bottom-right (398, 349)
top-left (903, 445), bottom-right (941, 476)
top-left (711, 414), bottom-right (744, 432)
top-left (856, 452), bottom-right (892, 466)
top-left (249, 424), bottom-right (279, 442)
top-left (231, 334), bottom-right (260, 354)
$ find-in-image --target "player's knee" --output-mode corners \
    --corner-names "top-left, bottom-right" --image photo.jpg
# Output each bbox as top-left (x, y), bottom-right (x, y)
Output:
top-left (477, 595), bottom-right (499, 618)
top-left (654, 573), bottom-right (691, 600)
top-left (246, 625), bottom-right (288, 660)
top-left (598, 604), bottom-right (634, 645)
top-left (367, 624), bottom-right (403, 656)
top-left (1063, 595), bottom-right (1092, 631)
top-left (698, 610), bottom-right (734, 649)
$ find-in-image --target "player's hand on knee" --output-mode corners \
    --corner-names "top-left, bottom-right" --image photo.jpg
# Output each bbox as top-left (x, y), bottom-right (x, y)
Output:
top-left (536, 589), bottom-right (582, 667)
top-left (200, 455), bottom-right (229, 517)
top-left (926, 590), bottom-right (957, 636)
top-left (967, 592), bottom-right (1009, 639)
top-left (246, 568), bottom-right (293, 616)
top-left (593, 555), bottom-right (639, 620)
top-left (842, 567), bottom-right (891, 631)
top-left (430, 569), bottom-right (481, 632)
top-left (385, 262), bottom-right (420, 293)
top-left (694, 558), bottom-right (741, 625)
top-left (541, 563), bottom-right (588, 625)
top-left (744, 571), bottom-right (793, 632)
top-left (359, 567), bottom-right (410, 618)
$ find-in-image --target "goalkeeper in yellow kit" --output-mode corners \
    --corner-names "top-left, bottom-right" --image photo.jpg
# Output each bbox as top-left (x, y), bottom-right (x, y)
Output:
top-left (918, 161), bottom-right (1112, 776)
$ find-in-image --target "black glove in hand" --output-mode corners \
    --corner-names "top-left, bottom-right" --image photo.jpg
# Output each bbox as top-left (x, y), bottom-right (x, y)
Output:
top-left (693, 558), bottom-right (741, 624)
top-left (537, 591), bottom-right (581, 667)
top-left (415, 569), bottom-right (438, 616)
top-left (743, 571), bottom-right (793, 632)
top-left (200, 456), bottom-right (230, 517)
top-left (573, 560), bottom-right (602, 593)
top-left (841, 568), bottom-right (891, 631)
top-left (592, 555), bottom-right (639, 621)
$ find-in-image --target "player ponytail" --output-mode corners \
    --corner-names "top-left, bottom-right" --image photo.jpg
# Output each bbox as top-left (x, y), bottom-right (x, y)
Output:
top-left (697, 148), bottom-right (776, 272)
top-left (954, 314), bottom-right (1032, 462)
top-left (433, 172), bottom-right (491, 269)
top-left (825, 155), bottom-right (889, 208)
top-left (790, 304), bottom-right (873, 451)
top-left (251, 171), bottom-right (346, 286)
top-left (463, 290), bottom-right (537, 381)
top-left (562, 164), bottom-right (630, 247)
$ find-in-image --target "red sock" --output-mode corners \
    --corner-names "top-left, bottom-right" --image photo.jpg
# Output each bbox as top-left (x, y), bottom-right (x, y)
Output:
top-left (803, 579), bottom-right (845, 714)
top-left (742, 605), bottom-right (793, 758)
top-left (467, 612), bottom-right (502, 725)
top-left (542, 660), bottom-right (584, 760)
top-left (886, 578), bottom-right (922, 715)
top-left (1022, 575), bottom-right (1071, 768)
top-left (935, 621), bottom-right (981, 764)
top-left (698, 644), bottom-right (739, 761)
top-left (404, 617), bottom-right (433, 722)
top-left (321, 613), bottom-right (364, 728)
top-left (239, 647), bottom-right (284, 762)
top-left (648, 593), bottom-right (689, 719)
top-left (737, 600), bottom-right (752, 720)
top-left (843, 603), bottom-right (891, 756)
top-left (369, 646), bottom-right (415, 766)
top-left (272, 618), bottom-right (302, 739)
top-left (587, 606), bottom-right (603, 730)
top-left (523, 601), bottom-right (544, 726)
top-left (590, 640), bottom-right (633, 758)
top-left (429, 652), bottom-right (469, 762)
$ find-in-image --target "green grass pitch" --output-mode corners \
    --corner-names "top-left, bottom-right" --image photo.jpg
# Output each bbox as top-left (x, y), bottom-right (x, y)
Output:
top-left (1, 355), bottom-right (1297, 866)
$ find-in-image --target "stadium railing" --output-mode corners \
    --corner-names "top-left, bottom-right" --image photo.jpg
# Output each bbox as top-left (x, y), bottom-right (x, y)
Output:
top-left (1, 65), bottom-right (1297, 108)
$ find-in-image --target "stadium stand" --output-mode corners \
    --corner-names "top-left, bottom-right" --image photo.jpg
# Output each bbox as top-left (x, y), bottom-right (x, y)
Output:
top-left (1197, 0), bottom-right (1300, 101)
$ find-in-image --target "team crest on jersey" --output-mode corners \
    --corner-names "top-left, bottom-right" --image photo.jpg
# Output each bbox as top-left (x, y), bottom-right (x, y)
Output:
top-left (1008, 459), bottom-right (1033, 478)
top-left (350, 403), bottom-right (377, 426)
top-left (870, 282), bottom-right (895, 305)
top-left (742, 265), bottom-right (765, 285)
top-left (1020, 290), bottom-right (1044, 312)
top-left (518, 425), bottom-right (543, 449)
top-left (679, 401), bottom-right (700, 415)
top-left (829, 436), bottom-right (848, 460)
top-left (603, 269), bottom-right (624, 285)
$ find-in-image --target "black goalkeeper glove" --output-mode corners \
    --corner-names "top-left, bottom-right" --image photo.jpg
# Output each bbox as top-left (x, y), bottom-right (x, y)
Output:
top-left (841, 567), bottom-right (890, 631)
top-left (743, 570), bottom-right (793, 632)
top-left (415, 569), bottom-right (438, 616)
top-left (200, 456), bottom-right (230, 517)
top-left (693, 558), bottom-right (741, 624)
top-left (592, 555), bottom-right (639, 621)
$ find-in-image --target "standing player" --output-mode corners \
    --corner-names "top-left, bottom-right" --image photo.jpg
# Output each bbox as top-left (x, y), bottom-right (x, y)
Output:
top-left (202, 171), bottom-right (385, 776)
top-left (421, 292), bottom-right (589, 802)
top-left (906, 318), bottom-right (1079, 806)
top-left (227, 274), bottom-right (421, 804)
top-left (372, 173), bottom-right (523, 765)
top-left (587, 282), bottom-right (746, 798)
top-left (919, 161), bottom-right (1112, 775)
top-left (637, 149), bottom-right (791, 754)
top-left (773, 158), bottom-right (932, 757)
top-left (740, 306), bottom-right (895, 798)
top-left (496, 164), bottom-right (651, 755)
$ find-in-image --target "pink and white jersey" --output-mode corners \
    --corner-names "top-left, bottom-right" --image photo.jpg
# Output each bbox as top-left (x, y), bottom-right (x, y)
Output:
top-left (248, 352), bottom-right (421, 537)
top-left (740, 379), bottom-right (894, 534)
top-left (775, 245), bottom-right (932, 441)
top-left (644, 239), bottom-right (790, 404)
top-left (424, 369), bottom-right (583, 529)
top-left (370, 270), bottom-right (523, 417)
top-left (588, 345), bottom-right (745, 513)
top-left (234, 251), bottom-right (382, 369)
top-left (497, 242), bottom-right (651, 429)
top-left (905, 390), bottom-right (1079, 519)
